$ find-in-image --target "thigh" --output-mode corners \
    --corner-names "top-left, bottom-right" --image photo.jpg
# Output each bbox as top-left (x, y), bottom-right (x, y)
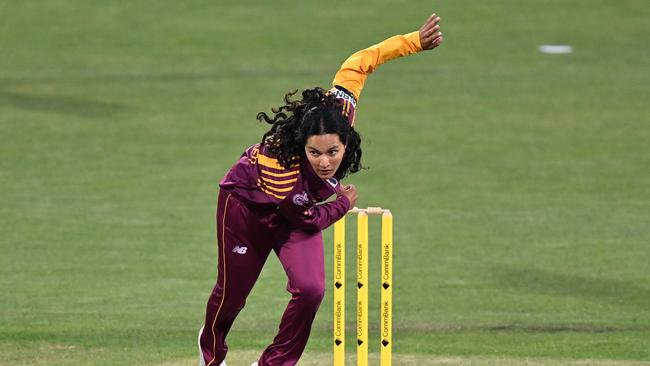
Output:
top-left (274, 231), bottom-right (325, 290)
top-left (218, 191), bottom-right (274, 263)
top-left (216, 191), bottom-right (274, 293)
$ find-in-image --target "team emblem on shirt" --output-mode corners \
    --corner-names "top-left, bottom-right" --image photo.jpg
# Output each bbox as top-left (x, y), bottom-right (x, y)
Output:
top-left (292, 191), bottom-right (310, 207)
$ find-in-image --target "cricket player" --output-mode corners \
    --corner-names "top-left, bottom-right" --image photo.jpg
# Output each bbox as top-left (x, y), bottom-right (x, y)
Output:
top-left (198, 11), bottom-right (443, 366)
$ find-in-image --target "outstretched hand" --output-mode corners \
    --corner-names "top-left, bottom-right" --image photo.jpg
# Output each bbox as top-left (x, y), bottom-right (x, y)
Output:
top-left (419, 13), bottom-right (443, 50)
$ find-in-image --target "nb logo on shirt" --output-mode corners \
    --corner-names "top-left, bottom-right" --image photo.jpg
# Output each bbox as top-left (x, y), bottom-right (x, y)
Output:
top-left (232, 245), bottom-right (248, 255)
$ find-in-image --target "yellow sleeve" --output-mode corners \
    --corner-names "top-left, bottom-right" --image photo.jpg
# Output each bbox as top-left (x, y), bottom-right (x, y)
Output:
top-left (332, 31), bottom-right (422, 101)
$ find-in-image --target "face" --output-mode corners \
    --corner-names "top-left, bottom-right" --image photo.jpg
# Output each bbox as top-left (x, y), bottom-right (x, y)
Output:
top-left (305, 134), bottom-right (346, 179)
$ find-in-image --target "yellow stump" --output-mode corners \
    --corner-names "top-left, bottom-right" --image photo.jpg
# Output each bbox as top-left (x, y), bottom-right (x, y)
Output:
top-left (333, 218), bottom-right (346, 366)
top-left (334, 207), bottom-right (393, 366)
top-left (356, 212), bottom-right (368, 366)
top-left (380, 212), bottom-right (393, 366)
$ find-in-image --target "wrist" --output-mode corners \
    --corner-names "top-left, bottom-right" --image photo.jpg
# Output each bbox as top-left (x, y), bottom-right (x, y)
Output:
top-left (338, 194), bottom-right (352, 211)
top-left (406, 31), bottom-right (423, 51)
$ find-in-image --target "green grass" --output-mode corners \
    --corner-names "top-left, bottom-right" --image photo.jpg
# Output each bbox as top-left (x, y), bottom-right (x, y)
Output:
top-left (1, 0), bottom-right (649, 365)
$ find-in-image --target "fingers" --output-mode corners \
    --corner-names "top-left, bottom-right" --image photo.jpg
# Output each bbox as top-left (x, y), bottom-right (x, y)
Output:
top-left (340, 184), bottom-right (358, 207)
top-left (424, 13), bottom-right (439, 26)
top-left (421, 32), bottom-right (443, 50)
top-left (421, 13), bottom-right (441, 32)
top-left (423, 30), bottom-right (443, 43)
top-left (344, 184), bottom-right (357, 194)
top-left (425, 12), bottom-right (438, 27)
top-left (420, 14), bottom-right (440, 37)
top-left (421, 23), bottom-right (440, 37)
top-left (419, 12), bottom-right (443, 50)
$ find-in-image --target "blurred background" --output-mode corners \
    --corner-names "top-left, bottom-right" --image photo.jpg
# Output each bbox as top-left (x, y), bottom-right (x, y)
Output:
top-left (1, 1), bottom-right (649, 365)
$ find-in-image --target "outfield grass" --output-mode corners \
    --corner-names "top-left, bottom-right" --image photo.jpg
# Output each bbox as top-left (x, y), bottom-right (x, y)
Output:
top-left (1, 1), bottom-right (649, 365)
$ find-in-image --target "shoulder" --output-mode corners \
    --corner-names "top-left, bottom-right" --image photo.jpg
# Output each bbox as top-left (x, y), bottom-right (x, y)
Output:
top-left (255, 146), bottom-right (301, 201)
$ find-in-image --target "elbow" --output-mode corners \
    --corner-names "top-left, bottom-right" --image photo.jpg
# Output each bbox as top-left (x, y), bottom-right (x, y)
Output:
top-left (302, 222), bottom-right (322, 234)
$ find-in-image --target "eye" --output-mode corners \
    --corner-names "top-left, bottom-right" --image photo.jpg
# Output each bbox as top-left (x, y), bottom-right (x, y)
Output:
top-left (309, 150), bottom-right (320, 156)
top-left (328, 150), bottom-right (339, 156)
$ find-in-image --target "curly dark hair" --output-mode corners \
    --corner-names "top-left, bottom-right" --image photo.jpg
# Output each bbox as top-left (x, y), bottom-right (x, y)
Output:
top-left (257, 87), bottom-right (362, 179)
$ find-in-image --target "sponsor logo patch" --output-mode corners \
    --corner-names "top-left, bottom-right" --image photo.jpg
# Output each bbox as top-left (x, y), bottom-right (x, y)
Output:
top-left (329, 88), bottom-right (357, 107)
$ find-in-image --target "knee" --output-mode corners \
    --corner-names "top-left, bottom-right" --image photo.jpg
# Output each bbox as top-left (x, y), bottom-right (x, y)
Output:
top-left (294, 283), bottom-right (325, 305)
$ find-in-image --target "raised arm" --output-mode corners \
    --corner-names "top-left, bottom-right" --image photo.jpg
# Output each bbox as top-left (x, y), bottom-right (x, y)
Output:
top-left (330, 13), bottom-right (443, 125)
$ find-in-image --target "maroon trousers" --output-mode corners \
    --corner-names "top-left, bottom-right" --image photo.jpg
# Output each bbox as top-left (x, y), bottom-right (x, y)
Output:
top-left (199, 190), bottom-right (325, 366)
